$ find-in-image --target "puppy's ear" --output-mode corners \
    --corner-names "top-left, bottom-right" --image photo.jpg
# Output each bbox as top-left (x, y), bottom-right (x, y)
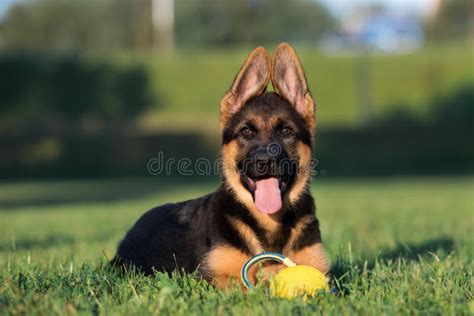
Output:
top-left (271, 42), bottom-right (315, 130)
top-left (220, 47), bottom-right (270, 128)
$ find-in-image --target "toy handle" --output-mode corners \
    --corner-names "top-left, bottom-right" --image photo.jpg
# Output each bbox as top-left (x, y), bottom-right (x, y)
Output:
top-left (240, 252), bottom-right (296, 289)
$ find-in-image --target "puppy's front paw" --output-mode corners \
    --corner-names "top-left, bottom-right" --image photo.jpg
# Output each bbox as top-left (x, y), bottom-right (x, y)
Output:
top-left (254, 263), bottom-right (286, 285)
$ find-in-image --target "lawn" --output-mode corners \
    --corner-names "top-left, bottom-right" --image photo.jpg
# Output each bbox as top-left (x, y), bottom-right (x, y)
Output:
top-left (0, 176), bottom-right (472, 314)
top-left (124, 41), bottom-right (474, 132)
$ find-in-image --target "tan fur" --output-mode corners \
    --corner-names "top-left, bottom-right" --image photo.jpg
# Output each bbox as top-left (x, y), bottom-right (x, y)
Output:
top-left (219, 92), bottom-right (236, 129)
top-left (226, 217), bottom-right (289, 283)
top-left (227, 216), bottom-right (264, 254)
top-left (252, 115), bottom-right (265, 127)
top-left (211, 44), bottom-right (329, 287)
top-left (220, 130), bottom-right (312, 230)
top-left (202, 245), bottom-right (251, 289)
top-left (220, 47), bottom-right (271, 129)
top-left (288, 142), bottom-right (312, 203)
top-left (282, 214), bottom-right (314, 254)
top-left (221, 141), bottom-right (282, 234)
top-left (287, 243), bottom-right (330, 275)
top-left (258, 263), bottom-right (286, 282)
top-left (271, 42), bottom-right (315, 132)
top-left (221, 141), bottom-right (253, 210)
top-left (202, 233), bottom-right (329, 289)
top-left (303, 93), bottom-right (316, 132)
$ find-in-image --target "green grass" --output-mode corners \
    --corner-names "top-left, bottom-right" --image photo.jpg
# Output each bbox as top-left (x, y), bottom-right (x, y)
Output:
top-left (123, 42), bottom-right (474, 132)
top-left (0, 177), bottom-right (473, 314)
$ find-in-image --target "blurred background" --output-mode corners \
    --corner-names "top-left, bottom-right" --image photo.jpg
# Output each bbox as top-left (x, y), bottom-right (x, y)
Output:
top-left (0, 0), bottom-right (472, 179)
top-left (0, 0), bottom-right (472, 284)
top-left (0, 4), bottom-right (473, 309)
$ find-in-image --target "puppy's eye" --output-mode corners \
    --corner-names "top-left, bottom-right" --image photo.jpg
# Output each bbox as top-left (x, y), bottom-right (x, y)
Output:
top-left (280, 126), bottom-right (294, 136)
top-left (239, 127), bottom-right (255, 138)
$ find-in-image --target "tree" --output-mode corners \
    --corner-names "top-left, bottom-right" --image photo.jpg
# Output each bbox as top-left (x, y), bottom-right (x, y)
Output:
top-left (0, 0), bottom-right (144, 52)
top-left (425, 0), bottom-right (472, 40)
top-left (175, 0), bottom-right (336, 46)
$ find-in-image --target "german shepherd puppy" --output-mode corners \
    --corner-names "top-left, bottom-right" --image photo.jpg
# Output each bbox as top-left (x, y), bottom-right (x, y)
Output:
top-left (113, 43), bottom-right (330, 288)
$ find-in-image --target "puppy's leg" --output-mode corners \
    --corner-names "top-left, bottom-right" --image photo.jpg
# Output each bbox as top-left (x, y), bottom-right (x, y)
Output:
top-left (202, 245), bottom-right (251, 290)
top-left (256, 263), bottom-right (286, 284)
top-left (287, 243), bottom-right (331, 274)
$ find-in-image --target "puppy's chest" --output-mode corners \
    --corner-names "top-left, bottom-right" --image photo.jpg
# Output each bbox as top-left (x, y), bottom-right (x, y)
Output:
top-left (227, 214), bottom-right (314, 256)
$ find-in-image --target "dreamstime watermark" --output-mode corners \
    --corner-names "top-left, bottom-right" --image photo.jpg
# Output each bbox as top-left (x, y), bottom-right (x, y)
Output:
top-left (146, 143), bottom-right (327, 177)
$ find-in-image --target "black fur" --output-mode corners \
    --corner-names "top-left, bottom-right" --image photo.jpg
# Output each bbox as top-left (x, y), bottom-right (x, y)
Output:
top-left (112, 92), bottom-right (323, 279)
top-left (112, 185), bottom-right (321, 276)
top-left (222, 93), bottom-right (312, 146)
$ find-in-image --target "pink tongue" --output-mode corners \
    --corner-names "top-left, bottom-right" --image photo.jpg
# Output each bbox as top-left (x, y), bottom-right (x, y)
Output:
top-left (254, 177), bottom-right (282, 214)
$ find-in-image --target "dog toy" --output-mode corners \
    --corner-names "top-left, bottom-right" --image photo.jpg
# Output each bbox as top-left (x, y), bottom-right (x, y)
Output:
top-left (241, 252), bottom-right (329, 299)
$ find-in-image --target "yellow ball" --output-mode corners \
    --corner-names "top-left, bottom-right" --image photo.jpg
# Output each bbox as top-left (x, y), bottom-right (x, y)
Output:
top-left (269, 265), bottom-right (329, 299)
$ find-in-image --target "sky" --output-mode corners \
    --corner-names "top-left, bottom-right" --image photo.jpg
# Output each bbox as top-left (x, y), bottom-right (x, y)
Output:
top-left (319, 0), bottom-right (437, 17)
top-left (0, 0), bottom-right (437, 20)
top-left (0, 0), bottom-right (22, 20)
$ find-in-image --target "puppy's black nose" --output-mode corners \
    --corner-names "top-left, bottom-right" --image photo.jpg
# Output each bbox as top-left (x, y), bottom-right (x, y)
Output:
top-left (252, 148), bottom-right (276, 176)
top-left (255, 155), bottom-right (270, 168)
